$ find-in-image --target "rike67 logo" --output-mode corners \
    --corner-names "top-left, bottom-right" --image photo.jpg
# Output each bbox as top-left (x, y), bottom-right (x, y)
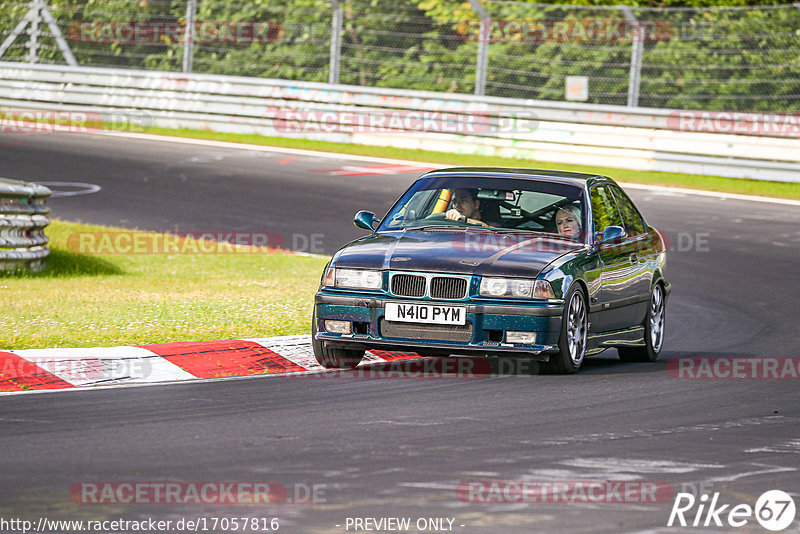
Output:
top-left (668, 490), bottom-right (796, 531)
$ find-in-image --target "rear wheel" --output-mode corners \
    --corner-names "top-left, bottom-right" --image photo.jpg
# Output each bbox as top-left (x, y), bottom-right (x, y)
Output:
top-left (311, 311), bottom-right (365, 369)
top-left (544, 284), bottom-right (587, 374)
top-left (618, 282), bottom-right (665, 363)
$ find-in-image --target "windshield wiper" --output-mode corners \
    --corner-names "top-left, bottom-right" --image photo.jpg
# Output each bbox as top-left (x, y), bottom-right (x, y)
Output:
top-left (489, 228), bottom-right (583, 242)
top-left (406, 224), bottom-right (468, 231)
top-left (485, 228), bottom-right (551, 236)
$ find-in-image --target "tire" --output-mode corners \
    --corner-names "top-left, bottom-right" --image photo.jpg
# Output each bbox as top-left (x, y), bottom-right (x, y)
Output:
top-left (311, 311), bottom-right (365, 369)
top-left (543, 283), bottom-right (588, 374)
top-left (618, 282), bottom-right (665, 363)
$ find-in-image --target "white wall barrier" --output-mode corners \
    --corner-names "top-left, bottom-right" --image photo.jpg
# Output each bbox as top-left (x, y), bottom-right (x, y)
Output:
top-left (1, 62), bottom-right (799, 182)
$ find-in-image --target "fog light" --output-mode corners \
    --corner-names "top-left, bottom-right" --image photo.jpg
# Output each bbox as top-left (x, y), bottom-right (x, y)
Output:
top-left (506, 331), bottom-right (536, 344)
top-left (324, 320), bottom-right (351, 334)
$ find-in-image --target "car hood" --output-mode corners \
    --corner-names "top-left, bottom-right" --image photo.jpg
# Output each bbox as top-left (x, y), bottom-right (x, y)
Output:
top-left (332, 229), bottom-right (584, 278)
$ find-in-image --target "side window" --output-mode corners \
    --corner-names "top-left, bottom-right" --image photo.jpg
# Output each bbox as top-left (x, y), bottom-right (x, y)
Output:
top-left (590, 185), bottom-right (623, 235)
top-left (610, 185), bottom-right (646, 236)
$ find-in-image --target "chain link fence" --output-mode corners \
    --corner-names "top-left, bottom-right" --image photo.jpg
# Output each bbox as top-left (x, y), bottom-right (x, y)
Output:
top-left (1, 0), bottom-right (799, 111)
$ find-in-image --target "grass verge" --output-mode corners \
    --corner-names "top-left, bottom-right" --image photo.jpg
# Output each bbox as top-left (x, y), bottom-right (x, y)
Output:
top-left (0, 220), bottom-right (328, 350)
top-left (138, 126), bottom-right (800, 200)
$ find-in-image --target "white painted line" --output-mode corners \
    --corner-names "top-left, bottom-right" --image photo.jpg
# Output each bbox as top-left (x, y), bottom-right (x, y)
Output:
top-left (745, 439), bottom-right (800, 454)
top-left (35, 182), bottom-right (102, 197)
top-left (560, 458), bottom-right (725, 474)
top-left (619, 181), bottom-right (800, 207)
top-left (702, 463), bottom-right (796, 483)
top-left (99, 130), bottom-right (800, 206)
top-left (100, 130), bottom-right (448, 166)
top-left (11, 346), bottom-right (196, 386)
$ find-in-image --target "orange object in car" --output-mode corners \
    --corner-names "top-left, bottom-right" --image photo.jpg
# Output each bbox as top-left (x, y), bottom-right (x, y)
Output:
top-left (432, 189), bottom-right (452, 213)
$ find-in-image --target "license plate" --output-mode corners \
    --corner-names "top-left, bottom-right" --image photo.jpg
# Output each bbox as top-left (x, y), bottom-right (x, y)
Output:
top-left (384, 302), bottom-right (466, 325)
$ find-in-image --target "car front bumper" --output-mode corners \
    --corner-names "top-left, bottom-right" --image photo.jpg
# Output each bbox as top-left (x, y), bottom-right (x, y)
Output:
top-left (314, 292), bottom-right (564, 360)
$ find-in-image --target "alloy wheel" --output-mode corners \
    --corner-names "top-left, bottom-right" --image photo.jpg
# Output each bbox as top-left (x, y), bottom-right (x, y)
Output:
top-left (566, 291), bottom-right (587, 366)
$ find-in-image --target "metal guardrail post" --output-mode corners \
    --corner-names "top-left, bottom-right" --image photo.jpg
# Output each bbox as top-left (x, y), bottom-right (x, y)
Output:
top-left (0, 177), bottom-right (51, 272)
top-left (27, 0), bottom-right (42, 64)
top-left (0, 0), bottom-right (77, 65)
top-left (183, 0), bottom-right (197, 73)
top-left (0, 7), bottom-right (34, 59)
top-left (40, 0), bottom-right (77, 66)
top-left (467, 0), bottom-right (489, 96)
top-left (620, 5), bottom-right (642, 108)
top-left (328, 0), bottom-right (342, 85)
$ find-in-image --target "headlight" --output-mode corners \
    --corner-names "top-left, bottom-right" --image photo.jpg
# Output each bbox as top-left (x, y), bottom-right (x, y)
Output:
top-left (479, 278), bottom-right (555, 299)
top-left (327, 268), bottom-right (382, 290)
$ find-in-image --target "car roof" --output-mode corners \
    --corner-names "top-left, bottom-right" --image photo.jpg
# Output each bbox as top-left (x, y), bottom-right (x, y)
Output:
top-left (419, 167), bottom-right (613, 187)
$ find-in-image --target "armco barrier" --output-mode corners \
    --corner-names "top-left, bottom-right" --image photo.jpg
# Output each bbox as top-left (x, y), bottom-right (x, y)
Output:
top-left (0, 177), bottom-right (51, 271)
top-left (1, 62), bottom-right (799, 182)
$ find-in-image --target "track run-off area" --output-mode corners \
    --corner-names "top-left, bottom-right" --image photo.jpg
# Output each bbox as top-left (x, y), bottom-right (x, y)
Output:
top-left (1, 131), bottom-right (799, 533)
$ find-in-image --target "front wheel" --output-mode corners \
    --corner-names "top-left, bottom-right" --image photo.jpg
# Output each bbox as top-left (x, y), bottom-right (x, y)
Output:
top-left (618, 282), bottom-right (665, 363)
top-left (311, 311), bottom-right (365, 369)
top-left (543, 284), bottom-right (588, 374)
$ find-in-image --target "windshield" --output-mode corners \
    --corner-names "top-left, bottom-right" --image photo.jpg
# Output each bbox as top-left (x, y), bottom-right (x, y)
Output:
top-left (378, 175), bottom-right (587, 241)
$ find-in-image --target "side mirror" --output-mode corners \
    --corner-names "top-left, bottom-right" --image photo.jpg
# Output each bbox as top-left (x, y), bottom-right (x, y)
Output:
top-left (354, 210), bottom-right (379, 232)
top-left (598, 225), bottom-right (626, 244)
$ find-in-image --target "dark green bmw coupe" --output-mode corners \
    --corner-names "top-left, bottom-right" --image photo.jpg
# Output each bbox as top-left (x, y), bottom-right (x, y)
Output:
top-left (312, 167), bottom-right (670, 374)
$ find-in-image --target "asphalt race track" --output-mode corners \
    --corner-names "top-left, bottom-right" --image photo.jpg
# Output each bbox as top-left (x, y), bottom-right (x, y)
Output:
top-left (1, 131), bottom-right (799, 533)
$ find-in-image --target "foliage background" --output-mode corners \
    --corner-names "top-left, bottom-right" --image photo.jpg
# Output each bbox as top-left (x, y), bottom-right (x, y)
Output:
top-left (1, 0), bottom-right (799, 110)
